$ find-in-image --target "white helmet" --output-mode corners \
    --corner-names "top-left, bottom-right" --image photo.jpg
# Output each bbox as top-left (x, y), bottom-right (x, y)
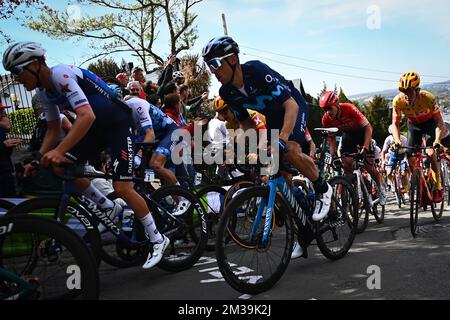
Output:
top-left (2, 42), bottom-right (46, 71)
top-left (388, 125), bottom-right (394, 135)
top-left (172, 71), bottom-right (185, 79)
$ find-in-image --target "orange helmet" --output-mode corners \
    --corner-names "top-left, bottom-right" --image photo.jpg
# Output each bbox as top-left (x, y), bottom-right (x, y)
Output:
top-left (398, 72), bottom-right (420, 91)
top-left (212, 96), bottom-right (227, 112)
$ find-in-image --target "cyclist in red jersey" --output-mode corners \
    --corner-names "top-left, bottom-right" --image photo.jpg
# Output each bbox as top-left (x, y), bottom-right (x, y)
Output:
top-left (321, 91), bottom-right (386, 205)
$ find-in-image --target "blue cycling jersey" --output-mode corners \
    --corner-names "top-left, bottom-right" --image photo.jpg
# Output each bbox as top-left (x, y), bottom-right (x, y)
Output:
top-left (219, 60), bottom-right (308, 143)
top-left (37, 64), bottom-right (130, 126)
top-left (125, 97), bottom-right (177, 142)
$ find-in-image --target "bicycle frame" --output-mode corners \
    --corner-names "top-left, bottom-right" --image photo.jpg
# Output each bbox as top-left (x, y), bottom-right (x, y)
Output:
top-left (409, 151), bottom-right (434, 205)
top-left (0, 267), bottom-right (37, 300)
top-left (250, 175), bottom-right (312, 246)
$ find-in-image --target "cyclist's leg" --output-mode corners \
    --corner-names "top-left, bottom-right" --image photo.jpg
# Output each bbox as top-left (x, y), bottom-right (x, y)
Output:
top-left (422, 120), bottom-right (442, 191)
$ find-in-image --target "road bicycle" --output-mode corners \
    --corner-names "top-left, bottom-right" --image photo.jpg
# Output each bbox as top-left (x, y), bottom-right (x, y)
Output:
top-left (8, 142), bottom-right (208, 271)
top-left (215, 128), bottom-right (358, 294)
top-left (407, 146), bottom-right (445, 237)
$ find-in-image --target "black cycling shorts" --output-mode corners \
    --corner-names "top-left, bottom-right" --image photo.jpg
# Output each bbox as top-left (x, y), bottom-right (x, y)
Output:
top-left (406, 119), bottom-right (436, 155)
top-left (340, 128), bottom-right (374, 155)
top-left (65, 117), bottom-right (135, 181)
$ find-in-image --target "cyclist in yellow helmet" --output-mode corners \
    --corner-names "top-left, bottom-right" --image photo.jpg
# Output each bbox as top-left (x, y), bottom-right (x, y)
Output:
top-left (212, 96), bottom-right (267, 163)
top-left (391, 72), bottom-right (450, 202)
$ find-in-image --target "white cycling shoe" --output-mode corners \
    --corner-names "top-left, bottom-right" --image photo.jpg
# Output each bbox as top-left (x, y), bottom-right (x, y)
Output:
top-left (142, 235), bottom-right (170, 269)
top-left (312, 183), bottom-right (332, 222)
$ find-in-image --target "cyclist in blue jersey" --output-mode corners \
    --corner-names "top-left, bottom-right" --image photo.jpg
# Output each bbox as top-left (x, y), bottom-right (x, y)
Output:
top-left (202, 36), bottom-right (332, 259)
top-left (3, 42), bottom-right (169, 269)
top-left (124, 94), bottom-right (182, 187)
top-left (202, 37), bottom-right (331, 212)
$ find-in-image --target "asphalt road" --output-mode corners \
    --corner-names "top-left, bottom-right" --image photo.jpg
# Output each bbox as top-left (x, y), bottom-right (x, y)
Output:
top-left (99, 193), bottom-right (450, 300)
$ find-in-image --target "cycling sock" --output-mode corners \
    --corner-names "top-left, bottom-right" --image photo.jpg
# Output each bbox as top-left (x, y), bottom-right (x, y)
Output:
top-left (83, 184), bottom-right (114, 210)
top-left (313, 176), bottom-right (329, 194)
top-left (140, 213), bottom-right (164, 243)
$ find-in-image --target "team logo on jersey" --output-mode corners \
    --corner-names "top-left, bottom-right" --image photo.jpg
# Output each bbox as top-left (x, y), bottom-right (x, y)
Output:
top-left (60, 83), bottom-right (71, 93)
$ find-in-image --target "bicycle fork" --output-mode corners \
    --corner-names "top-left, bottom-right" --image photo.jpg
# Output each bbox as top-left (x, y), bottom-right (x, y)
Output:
top-left (250, 180), bottom-right (277, 246)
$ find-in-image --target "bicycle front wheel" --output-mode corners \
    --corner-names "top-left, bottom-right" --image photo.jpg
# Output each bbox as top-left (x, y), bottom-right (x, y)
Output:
top-left (410, 169), bottom-right (421, 237)
top-left (0, 214), bottom-right (99, 300)
top-left (216, 186), bottom-right (294, 295)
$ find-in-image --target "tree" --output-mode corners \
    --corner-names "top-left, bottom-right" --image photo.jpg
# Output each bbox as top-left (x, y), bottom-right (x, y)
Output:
top-left (338, 87), bottom-right (351, 103)
top-left (87, 58), bottom-right (121, 81)
top-left (0, 0), bottom-right (47, 43)
top-left (363, 95), bottom-right (392, 144)
top-left (24, 0), bottom-right (204, 72)
top-left (180, 53), bottom-right (211, 120)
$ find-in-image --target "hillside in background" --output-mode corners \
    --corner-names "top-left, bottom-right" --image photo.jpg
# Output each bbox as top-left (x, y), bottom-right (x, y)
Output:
top-left (349, 80), bottom-right (450, 106)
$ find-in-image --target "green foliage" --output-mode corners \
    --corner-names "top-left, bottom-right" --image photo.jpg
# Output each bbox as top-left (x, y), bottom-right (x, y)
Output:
top-left (7, 107), bottom-right (36, 135)
top-left (360, 95), bottom-right (391, 144)
top-left (87, 59), bottom-right (121, 81)
top-left (23, 0), bottom-right (204, 71)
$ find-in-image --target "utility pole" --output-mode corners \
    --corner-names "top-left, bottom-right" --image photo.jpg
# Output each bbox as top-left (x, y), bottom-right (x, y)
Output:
top-left (222, 13), bottom-right (228, 35)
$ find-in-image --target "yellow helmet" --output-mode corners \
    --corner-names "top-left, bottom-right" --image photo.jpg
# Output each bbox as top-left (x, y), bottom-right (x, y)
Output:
top-left (398, 72), bottom-right (420, 91)
top-left (212, 96), bottom-right (227, 112)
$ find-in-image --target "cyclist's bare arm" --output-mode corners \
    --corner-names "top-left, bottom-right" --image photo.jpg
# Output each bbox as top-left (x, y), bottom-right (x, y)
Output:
top-left (391, 109), bottom-right (403, 144)
top-left (280, 98), bottom-right (299, 141)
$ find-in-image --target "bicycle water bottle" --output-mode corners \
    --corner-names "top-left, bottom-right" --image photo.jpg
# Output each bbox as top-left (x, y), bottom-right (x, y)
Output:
top-left (121, 206), bottom-right (134, 232)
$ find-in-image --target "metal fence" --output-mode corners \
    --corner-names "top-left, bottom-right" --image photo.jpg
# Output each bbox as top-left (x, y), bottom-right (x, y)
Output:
top-left (0, 73), bottom-right (36, 151)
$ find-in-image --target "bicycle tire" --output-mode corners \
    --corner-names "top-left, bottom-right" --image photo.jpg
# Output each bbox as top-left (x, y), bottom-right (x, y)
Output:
top-left (410, 169), bottom-right (421, 237)
top-left (0, 199), bottom-right (15, 211)
top-left (223, 180), bottom-right (255, 209)
top-left (394, 174), bottom-right (402, 209)
top-left (216, 186), bottom-right (294, 295)
top-left (431, 166), bottom-right (445, 221)
top-left (6, 197), bottom-right (102, 266)
top-left (195, 185), bottom-right (227, 252)
top-left (0, 214), bottom-right (99, 300)
top-left (356, 177), bottom-right (370, 234)
top-left (371, 180), bottom-right (385, 224)
top-left (316, 176), bottom-right (358, 260)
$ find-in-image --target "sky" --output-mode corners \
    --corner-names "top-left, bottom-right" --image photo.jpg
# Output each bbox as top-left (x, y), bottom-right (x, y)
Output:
top-left (1, 0), bottom-right (450, 97)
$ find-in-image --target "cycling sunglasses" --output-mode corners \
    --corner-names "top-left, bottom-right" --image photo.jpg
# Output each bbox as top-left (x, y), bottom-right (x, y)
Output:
top-left (206, 53), bottom-right (235, 71)
top-left (9, 60), bottom-right (36, 76)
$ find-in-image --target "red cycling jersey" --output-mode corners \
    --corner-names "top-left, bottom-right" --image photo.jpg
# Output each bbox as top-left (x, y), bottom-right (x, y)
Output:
top-left (322, 103), bottom-right (369, 132)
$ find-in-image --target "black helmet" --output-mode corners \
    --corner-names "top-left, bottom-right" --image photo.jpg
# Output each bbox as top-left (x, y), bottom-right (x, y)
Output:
top-left (202, 36), bottom-right (240, 62)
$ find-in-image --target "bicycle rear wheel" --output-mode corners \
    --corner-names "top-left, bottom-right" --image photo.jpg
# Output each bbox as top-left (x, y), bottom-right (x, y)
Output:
top-left (0, 214), bottom-right (99, 300)
top-left (355, 178), bottom-right (370, 234)
top-left (316, 176), bottom-right (358, 260)
top-left (216, 186), bottom-right (294, 295)
top-left (431, 165), bottom-right (446, 221)
top-left (371, 180), bottom-right (385, 224)
top-left (410, 169), bottom-right (421, 237)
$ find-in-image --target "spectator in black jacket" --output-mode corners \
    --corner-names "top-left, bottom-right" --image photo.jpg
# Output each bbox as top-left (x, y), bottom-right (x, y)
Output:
top-left (0, 104), bottom-right (21, 197)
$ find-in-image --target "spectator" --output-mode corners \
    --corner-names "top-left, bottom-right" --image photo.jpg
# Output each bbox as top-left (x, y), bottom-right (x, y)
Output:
top-left (0, 103), bottom-right (12, 132)
top-left (147, 93), bottom-right (161, 109)
top-left (172, 70), bottom-right (186, 86)
top-left (163, 93), bottom-right (187, 128)
top-left (0, 105), bottom-right (21, 197)
top-left (126, 81), bottom-right (143, 98)
top-left (143, 80), bottom-right (159, 97)
top-left (115, 72), bottom-right (130, 96)
top-left (179, 84), bottom-right (209, 118)
top-left (131, 67), bottom-right (146, 99)
top-left (157, 55), bottom-right (178, 100)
